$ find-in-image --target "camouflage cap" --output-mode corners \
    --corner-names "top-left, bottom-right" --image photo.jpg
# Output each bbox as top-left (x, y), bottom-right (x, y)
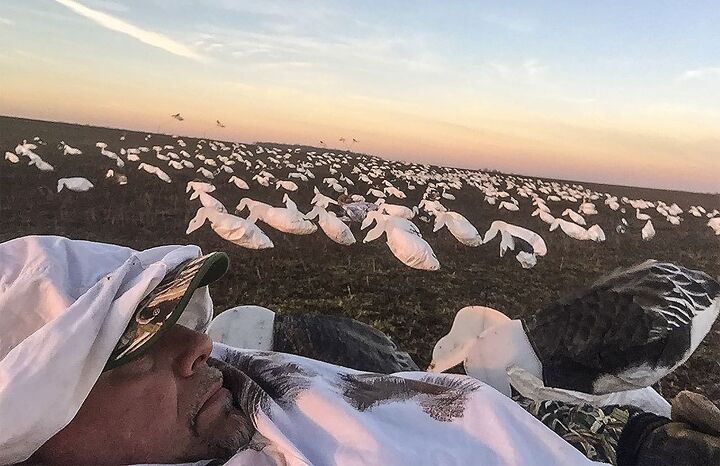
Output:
top-left (104, 252), bottom-right (229, 370)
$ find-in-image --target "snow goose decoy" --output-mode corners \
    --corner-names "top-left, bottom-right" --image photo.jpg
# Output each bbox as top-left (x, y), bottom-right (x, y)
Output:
top-left (228, 176), bottom-right (250, 190)
top-left (236, 197), bottom-right (316, 235)
top-left (432, 211), bottom-right (482, 247)
top-left (57, 177), bottom-right (94, 193)
top-left (186, 207), bottom-right (274, 249)
top-left (138, 163), bottom-right (171, 183)
top-left (189, 191), bottom-right (227, 213)
top-left (642, 220), bottom-right (656, 241)
top-left (362, 212), bottom-right (440, 271)
top-left (305, 205), bottom-right (356, 245)
top-left (186, 180), bottom-right (216, 194)
top-left (375, 199), bottom-right (418, 219)
top-left (208, 306), bottom-right (419, 373)
top-left (310, 186), bottom-right (339, 209)
top-left (561, 209), bottom-right (587, 226)
top-left (708, 218), bottom-right (720, 235)
top-left (550, 218), bottom-right (590, 241)
top-left (429, 261), bottom-right (720, 396)
top-left (482, 220), bottom-right (547, 258)
top-left (4, 152), bottom-right (19, 164)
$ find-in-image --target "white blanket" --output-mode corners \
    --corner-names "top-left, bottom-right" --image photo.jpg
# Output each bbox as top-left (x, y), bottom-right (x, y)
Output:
top-left (211, 344), bottom-right (605, 466)
top-left (0, 236), bottom-right (211, 465)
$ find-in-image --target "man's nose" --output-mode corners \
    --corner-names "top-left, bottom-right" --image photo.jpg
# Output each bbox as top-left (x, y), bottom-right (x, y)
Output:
top-left (173, 326), bottom-right (213, 378)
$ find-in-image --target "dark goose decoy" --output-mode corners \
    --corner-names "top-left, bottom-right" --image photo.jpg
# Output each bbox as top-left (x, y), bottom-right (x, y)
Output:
top-left (429, 260), bottom-right (720, 396)
top-left (525, 260), bottom-right (720, 394)
top-left (208, 306), bottom-right (419, 374)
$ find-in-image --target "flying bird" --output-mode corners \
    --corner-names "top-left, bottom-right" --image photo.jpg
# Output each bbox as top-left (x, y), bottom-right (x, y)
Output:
top-left (216, 120), bottom-right (226, 128)
top-left (171, 113), bottom-right (184, 121)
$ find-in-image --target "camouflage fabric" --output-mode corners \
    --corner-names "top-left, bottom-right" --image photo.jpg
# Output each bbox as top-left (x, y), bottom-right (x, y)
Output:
top-left (341, 202), bottom-right (378, 223)
top-left (513, 394), bottom-right (644, 465)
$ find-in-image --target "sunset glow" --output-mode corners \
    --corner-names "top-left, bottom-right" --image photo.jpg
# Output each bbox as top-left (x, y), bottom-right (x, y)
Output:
top-left (1, 1), bottom-right (718, 192)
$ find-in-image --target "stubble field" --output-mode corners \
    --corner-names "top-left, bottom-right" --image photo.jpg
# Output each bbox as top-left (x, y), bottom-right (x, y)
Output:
top-left (2, 115), bottom-right (719, 402)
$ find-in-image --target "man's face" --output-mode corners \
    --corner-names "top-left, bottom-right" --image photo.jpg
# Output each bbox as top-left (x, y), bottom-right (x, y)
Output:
top-left (34, 325), bottom-right (253, 464)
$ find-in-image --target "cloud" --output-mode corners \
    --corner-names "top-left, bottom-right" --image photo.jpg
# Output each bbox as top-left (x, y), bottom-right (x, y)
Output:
top-left (193, 25), bottom-right (441, 75)
top-left (52, 0), bottom-right (200, 60)
top-left (522, 59), bottom-right (546, 76)
top-left (0, 16), bottom-right (15, 26)
top-left (488, 59), bottom-right (547, 79)
top-left (680, 67), bottom-right (720, 81)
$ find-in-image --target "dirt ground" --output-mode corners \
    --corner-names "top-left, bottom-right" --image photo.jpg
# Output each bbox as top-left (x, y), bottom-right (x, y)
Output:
top-left (2, 115), bottom-right (719, 403)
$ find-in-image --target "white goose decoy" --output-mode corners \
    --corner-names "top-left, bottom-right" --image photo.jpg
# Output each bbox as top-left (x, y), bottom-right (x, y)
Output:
top-left (361, 210), bottom-right (420, 235)
top-left (105, 169), bottom-right (128, 185)
top-left (432, 211), bottom-right (482, 247)
top-left (561, 209), bottom-right (587, 226)
top-left (441, 189), bottom-right (456, 200)
top-left (138, 163), bottom-right (171, 183)
top-left (708, 218), bottom-right (720, 235)
top-left (197, 167), bottom-right (215, 179)
top-left (375, 199), bottom-right (418, 219)
top-left (29, 156), bottom-right (54, 172)
top-left (305, 205), bottom-right (356, 245)
top-left (550, 218), bottom-right (590, 241)
top-left (235, 198), bottom-right (316, 235)
top-left (429, 261), bottom-right (720, 396)
top-left (483, 221), bottom-right (547, 258)
top-left (189, 191), bottom-right (227, 213)
top-left (61, 143), bottom-right (82, 156)
top-left (4, 152), bottom-right (19, 163)
top-left (275, 180), bottom-right (299, 192)
top-left (642, 220), bottom-right (656, 241)
top-left (498, 201), bottom-right (519, 211)
top-left (531, 208), bottom-right (555, 225)
top-left (228, 176), bottom-right (250, 190)
top-left (367, 188), bottom-right (386, 198)
top-left (636, 209), bottom-right (651, 221)
top-left (363, 213), bottom-right (440, 271)
top-left (207, 306), bottom-right (418, 373)
top-left (186, 207), bottom-right (273, 249)
top-left (384, 186), bottom-right (407, 199)
top-left (186, 180), bottom-right (216, 194)
top-left (578, 202), bottom-right (598, 216)
top-left (57, 177), bottom-right (94, 193)
top-left (587, 224), bottom-right (606, 242)
top-left (667, 215), bottom-right (682, 226)
top-left (418, 199), bottom-right (447, 214)
top-left (252, 174), bottom-right (271, 187)
top-left (310, 187), bottom-right (339, 209)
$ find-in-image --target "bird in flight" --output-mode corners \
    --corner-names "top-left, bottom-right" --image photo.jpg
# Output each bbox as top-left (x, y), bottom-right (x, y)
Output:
top-left (216, 120), bottom-right (226, 128)
top-left (171, 113), bottom-right (184, 121)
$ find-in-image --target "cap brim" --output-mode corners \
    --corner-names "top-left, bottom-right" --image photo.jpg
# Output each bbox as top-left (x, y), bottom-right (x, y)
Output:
top-left (104, 252), bottom-right (229, 371)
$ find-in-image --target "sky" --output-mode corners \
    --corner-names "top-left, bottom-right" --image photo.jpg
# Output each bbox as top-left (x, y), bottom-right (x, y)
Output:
top-left (1, 1), bottom-right (718, 193)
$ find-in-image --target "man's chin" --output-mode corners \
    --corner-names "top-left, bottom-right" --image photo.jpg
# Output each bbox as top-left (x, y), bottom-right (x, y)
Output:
top-left (205, 407), bottom-right (254, 459)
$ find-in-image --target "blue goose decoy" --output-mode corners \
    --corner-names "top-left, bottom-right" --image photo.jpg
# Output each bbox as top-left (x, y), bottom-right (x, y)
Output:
top-left (525, 260), bottom-right (720, 394)
top-left (208, 306), bottom-right (419, 374)
top-left (430, 260), bottom-right (720, 395)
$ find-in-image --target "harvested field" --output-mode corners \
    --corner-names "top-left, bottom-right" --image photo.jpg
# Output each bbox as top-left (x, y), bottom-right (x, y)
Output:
top-left (2, 115), bottom-right (719, 402)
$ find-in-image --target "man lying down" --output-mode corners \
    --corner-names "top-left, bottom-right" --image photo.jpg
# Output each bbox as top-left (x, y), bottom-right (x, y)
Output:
top-left (1, 236), bottom-right (719, 466)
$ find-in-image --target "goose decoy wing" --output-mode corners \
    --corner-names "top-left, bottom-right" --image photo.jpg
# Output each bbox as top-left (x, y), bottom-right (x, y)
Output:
top-left (522, 260), bottom-right (720, 394)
